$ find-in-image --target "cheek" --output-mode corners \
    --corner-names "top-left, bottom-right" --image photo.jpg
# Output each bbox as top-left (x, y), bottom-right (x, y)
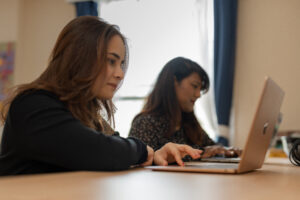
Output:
top-left (92, 76), bottom-right (104, 95)
top-left (177, 88), bottom-right (188, 103)
top-left (181, 86), bottom-right (192, 97)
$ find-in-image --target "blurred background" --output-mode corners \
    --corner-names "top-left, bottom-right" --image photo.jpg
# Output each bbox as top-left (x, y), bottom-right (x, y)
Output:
top-left (0, 0), bottom-right (300, 150)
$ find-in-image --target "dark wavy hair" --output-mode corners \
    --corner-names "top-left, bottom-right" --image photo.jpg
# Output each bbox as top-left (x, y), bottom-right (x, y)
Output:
top-left (1, 16), bottom-right (129, 131)
top-left (138, 57), bottom-right (209, 145)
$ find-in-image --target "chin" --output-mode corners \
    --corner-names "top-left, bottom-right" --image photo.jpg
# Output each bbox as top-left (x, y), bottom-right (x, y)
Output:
top-left (97, 94), bottom-right (114, 100)
top-left (182, 108), bottom-right (194, 113)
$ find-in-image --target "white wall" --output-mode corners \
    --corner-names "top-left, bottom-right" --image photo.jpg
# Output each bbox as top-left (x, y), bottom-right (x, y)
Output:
top-left (0, 0), bottom-right (19, 142)
top-left (15, 0), bottom-right (74, 84)
top-left (0, 0), bottom-right (74, 143)
top-left (233, 0), bottom-right (300, 147)
top-left (0, 0), bottom-right (19, 43)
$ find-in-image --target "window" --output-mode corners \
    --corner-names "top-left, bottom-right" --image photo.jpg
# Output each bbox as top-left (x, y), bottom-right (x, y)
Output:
top-left (100, 0), bottom-right (216, 139)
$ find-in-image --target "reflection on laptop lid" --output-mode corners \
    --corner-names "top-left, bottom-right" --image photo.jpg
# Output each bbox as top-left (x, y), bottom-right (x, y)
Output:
top-left (146, 77), bottom-right (285, 174)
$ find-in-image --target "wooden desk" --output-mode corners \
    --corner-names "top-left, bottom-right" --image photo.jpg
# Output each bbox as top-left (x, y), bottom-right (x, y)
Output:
top-left (0, 163), bottom-right (299, 200)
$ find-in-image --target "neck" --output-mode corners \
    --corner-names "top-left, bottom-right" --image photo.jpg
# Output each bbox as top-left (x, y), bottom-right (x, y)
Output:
top-left (175, 115), bottom-right (182, 131)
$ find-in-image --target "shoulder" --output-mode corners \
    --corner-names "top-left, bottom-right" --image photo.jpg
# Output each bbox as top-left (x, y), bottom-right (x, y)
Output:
top-left (132, 113), bottom-right (168, 126)
top-left (129, 113), bottom-right (169, 149)
top-left (10, 89), bottom-right (65, 116)
top-left (130, 113), bottom-right (169, 136)
top-left (13, 89), bottom-right (61, 105)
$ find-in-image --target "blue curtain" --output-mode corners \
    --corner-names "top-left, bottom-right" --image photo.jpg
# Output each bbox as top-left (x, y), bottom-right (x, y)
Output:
top-left (75, 1), bottom-right (98, 17)
top-left (214, 0), bottom-right (238, 146)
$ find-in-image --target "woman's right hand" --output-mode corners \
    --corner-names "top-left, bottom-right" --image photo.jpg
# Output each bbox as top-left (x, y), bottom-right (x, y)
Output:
top-left (153, 142), bottom-right (203, 166)
top-left (140, 145), bottom-right (154, 166)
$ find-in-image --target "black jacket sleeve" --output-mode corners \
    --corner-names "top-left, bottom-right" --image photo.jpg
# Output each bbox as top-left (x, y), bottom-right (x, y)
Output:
top-left (9, 90), bottom-right (147, 171)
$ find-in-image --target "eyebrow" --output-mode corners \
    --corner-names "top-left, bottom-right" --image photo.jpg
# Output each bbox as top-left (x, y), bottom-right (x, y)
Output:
top-left (108, 52), bottom-right (120, 59)
top-left (107, 52), bottom-right (125, 64)
top-left (192, 81), bottom-right (202, 85)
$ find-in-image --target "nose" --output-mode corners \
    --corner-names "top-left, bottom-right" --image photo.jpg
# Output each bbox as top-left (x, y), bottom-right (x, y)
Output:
top-left (195, 89), bottom-right (201, 99)
top-left (115, 65), bottom-right (124, 80)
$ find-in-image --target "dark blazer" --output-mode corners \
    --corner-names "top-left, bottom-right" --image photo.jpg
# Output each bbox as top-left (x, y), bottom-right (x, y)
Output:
top-left (0, 90), bottom-right (147, 176)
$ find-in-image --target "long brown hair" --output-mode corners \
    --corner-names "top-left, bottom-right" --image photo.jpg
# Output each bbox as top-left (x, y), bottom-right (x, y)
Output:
top-left (138, 57), bottom-right (209, 145)
top-left (0, 16), bottom-right (129, 131)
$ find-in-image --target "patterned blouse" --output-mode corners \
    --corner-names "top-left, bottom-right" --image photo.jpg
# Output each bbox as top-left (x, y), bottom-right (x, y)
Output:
top-left (129, 114), bottom-right (216, 152)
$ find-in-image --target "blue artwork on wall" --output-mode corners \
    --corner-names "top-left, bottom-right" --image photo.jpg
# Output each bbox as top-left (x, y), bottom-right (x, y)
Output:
top-left (0, 42), bottom-right (15, 101)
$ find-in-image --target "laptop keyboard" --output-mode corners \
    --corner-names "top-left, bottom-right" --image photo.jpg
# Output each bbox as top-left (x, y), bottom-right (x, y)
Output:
top-left (184, 162), bottom-right (239, 169)
top-left (200, 157), bottom-right (241, 163)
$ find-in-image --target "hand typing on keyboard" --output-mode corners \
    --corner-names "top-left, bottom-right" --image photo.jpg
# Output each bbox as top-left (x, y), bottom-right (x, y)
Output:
top-left (202, 145), bottom-right (242, 158)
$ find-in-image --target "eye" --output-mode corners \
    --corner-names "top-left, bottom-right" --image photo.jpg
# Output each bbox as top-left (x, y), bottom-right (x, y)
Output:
top-left (191, 84), bottom-right (198, 89)
top-left (107, 58), bottom-right (116, 66)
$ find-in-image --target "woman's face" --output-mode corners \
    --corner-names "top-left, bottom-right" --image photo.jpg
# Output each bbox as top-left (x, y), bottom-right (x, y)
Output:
top-left (92, 35), bottom-right (125, 100)
top-left (175, 72), bottom-right (202, 113)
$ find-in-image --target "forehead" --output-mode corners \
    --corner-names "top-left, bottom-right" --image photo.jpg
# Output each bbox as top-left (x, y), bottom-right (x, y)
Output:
top-left (107, 35), bottom-right (126, 58)
top-left (182, 72), bottom-right (202, 83)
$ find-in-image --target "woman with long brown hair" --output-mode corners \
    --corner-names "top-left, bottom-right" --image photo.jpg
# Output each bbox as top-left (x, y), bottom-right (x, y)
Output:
top-left (129, 57), bottom-right (241, 160)
top-left (0, 17), bottom-right (201, 176)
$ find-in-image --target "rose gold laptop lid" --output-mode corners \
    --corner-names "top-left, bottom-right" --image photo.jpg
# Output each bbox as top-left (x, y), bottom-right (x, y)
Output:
top-left (237, 77), bottom-right (285, 173)
top-left (147, 77), bottom-right (285, 174)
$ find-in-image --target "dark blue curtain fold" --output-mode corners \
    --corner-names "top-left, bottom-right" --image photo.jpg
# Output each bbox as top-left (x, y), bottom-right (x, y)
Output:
top-left (75, 1), bottom-right (98, 17)
top-left (214, 0), bottom-right (238, 146)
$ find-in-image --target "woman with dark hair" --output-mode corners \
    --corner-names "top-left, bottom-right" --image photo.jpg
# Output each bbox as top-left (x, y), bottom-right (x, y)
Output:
top-left (129, 57), bottom-right (241, 161)
top-left (0, 17), bottom-right (201, 176)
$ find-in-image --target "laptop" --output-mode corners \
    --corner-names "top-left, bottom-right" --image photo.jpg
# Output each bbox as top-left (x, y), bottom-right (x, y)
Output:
top-left (147, 77), bottom-right (285, 174)
top-left (199, 156), bottom-right (241, 163)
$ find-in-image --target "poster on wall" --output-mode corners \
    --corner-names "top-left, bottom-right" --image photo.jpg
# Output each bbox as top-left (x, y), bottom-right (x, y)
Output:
top-left (0, 42), bottom-right (15, 109)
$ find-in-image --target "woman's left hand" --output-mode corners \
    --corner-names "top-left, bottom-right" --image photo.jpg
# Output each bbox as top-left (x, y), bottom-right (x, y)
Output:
top-left (223, 146), bottom-right (242, 157)
top-left (202, 145), bottom-right (242, 158)
top-left (153, 142), bottom-right (203, 166)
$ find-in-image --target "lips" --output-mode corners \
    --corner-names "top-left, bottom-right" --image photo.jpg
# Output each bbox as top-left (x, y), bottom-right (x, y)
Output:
top-left (107, 83), bottom-right (117, 90)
